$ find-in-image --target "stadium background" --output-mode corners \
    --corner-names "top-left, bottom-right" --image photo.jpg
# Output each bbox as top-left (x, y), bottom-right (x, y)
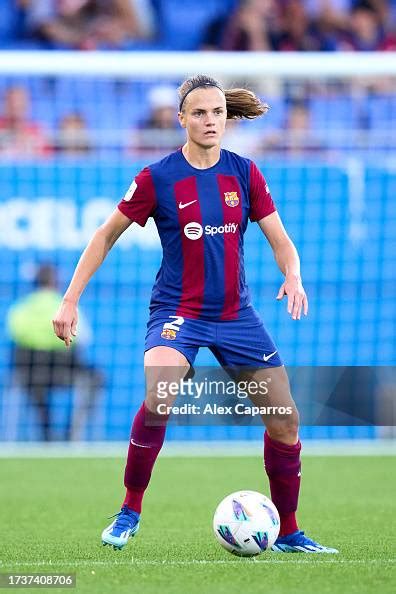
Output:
top-left (0, 0), bottom-right (395, 444)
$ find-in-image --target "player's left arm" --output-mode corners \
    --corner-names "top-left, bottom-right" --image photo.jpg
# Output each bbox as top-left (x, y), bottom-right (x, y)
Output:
top-left (258, 212), bottom-right (308, 320)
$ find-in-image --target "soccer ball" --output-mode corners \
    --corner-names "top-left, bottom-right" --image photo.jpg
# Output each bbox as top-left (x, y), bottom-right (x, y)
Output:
top-left (213, 490), bottom-right (280, 557)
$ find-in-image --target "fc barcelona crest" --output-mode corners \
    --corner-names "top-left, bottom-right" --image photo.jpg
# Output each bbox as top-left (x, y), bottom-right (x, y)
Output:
top-left (224, 191), bottom-right (239, 207)
top-left (161, 328), bottom-right (177, 340)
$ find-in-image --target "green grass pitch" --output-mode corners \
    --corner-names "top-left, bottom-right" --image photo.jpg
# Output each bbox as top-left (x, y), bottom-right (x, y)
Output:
top-left (0, 455), bottom-right (394, 594)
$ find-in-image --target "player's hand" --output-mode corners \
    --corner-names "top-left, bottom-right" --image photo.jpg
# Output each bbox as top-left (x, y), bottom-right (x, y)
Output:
top-left (52, 299), bottom-right (78, 348)
top-left (276, 274), bottom-right (308, 320)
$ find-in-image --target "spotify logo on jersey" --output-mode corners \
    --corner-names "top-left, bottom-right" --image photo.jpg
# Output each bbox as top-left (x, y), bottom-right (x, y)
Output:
top-left (184, 222), bottom-right (239, 240)
top-left (184, 222), bottom-right (203, 240)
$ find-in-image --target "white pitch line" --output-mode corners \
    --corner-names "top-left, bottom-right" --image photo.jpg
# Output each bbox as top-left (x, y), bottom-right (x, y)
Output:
top-left (1, 440), bottom-right (396, 458)
top-left (1, 559), bottom-right (395, 568)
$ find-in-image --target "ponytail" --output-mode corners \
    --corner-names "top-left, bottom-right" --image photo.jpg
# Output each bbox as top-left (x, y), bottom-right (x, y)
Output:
top-left (224, 88), bottom-right (269, 120)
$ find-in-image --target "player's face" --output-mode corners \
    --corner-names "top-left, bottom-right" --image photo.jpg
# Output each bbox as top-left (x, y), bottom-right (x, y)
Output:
top-left (178, 87), bottom-right (227, 149)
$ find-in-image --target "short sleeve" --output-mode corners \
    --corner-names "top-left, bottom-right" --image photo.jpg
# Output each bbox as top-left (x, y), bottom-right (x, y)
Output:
top-left (117, 166), bottom-right (157, 227)
top-left (248, 161), bottom-right (276, 222)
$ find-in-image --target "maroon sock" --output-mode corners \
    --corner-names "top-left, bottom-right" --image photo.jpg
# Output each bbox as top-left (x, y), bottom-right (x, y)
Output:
top-left (123, 402), bottom-right (168, 514)
top-left (264, 431), bottom-right (301, 536)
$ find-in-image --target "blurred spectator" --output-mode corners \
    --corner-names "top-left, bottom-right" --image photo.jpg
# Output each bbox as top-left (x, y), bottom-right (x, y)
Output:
top-left (130, 85), bottom-right (184, 156)
top-left (262, 101), bottom-right (326, 157)
top-left (273, 0), bottom-right (338, 51)
top-left (217, 0), bottom-right (277, 51)
top-left (55, 113), bottom-right (93, 155)
top-left (304, 0), bottom-right (353, 28)
top-left (338, 2), bottom-right (396, 50)
top-left (6, 264), bottom-right (104, 441)
top-left (23, 0), bottom-right (152, 50)
top-left (145, 86), bottom-right (177, 130)
top-left (0, 86), bottom-right (51, 158)
top-left (217, 0), bottom-right (339, 52)
top-left (370, 0), bottom-right (396, 31)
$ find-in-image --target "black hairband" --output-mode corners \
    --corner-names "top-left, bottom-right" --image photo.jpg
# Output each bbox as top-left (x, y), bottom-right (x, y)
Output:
top-left (179, 82), bottom-right (224, 111)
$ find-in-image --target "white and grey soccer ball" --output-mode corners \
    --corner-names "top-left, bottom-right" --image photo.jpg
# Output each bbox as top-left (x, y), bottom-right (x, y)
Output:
top-left (213, 490), bottom-right (280, 557)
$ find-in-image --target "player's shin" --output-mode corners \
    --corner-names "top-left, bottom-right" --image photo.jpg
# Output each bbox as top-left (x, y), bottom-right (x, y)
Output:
top-left (263, 430), bottom-right (301, 537)
top-left (123, 401), bottom-right (169, 513)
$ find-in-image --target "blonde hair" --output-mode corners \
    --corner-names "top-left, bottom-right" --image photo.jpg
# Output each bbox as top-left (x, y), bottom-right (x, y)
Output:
top-left (178, 75), bottom-right (268, 120)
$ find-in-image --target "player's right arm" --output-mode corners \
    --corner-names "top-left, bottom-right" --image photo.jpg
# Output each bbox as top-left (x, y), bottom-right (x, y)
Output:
top-left (52, 209), bottom-right (132, 347)
top-left (53, 166), bottom-right (156, 347)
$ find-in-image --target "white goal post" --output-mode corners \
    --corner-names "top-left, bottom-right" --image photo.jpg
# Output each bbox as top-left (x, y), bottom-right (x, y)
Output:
top-left (0, 50), bottom-right (395, 78)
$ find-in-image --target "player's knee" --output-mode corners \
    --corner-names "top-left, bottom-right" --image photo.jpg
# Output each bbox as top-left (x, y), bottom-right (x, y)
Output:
top-left (145, 391), bottom-right (175, 415)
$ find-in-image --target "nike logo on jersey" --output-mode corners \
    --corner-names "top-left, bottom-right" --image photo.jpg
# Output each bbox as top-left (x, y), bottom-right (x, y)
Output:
top-left (179, 200), bottom-right (197, 209)
top-left (263, 351), bottom-right (277, 362)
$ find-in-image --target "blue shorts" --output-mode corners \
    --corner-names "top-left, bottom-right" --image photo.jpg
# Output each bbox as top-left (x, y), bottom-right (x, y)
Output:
top-left (145, 306), bottom-right (283, 368)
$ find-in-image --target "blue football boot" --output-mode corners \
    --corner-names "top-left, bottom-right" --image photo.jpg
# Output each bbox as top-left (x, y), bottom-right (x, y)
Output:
top-left (101, 505), bottom-right (140, 550)
top-left (272, 530), bottom-right (339, 553)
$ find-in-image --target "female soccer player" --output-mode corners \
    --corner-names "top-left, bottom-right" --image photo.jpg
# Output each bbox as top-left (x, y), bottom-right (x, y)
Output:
top-left (53, 75), bottom-right (338, 554)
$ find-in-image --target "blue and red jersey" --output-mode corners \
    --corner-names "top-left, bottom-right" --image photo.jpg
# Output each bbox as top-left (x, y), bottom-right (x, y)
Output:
top-left (118, 148), bottom-right (275, 321)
